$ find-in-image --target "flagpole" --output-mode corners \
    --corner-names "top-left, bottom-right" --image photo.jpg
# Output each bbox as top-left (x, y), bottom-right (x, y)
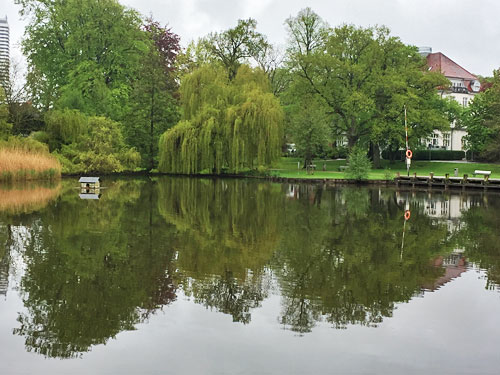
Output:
top-left (405, 105), bottom-right (410, 177)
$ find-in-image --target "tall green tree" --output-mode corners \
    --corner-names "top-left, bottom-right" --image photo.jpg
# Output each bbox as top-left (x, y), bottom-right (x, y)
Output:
top-left (0, 86), bottom-right (12, 138)
top-left (462, 69), bottom-right (500, 161)
top-left (159, 64), bottom-right (283, 174)
top-left (284, 8), bottom-right (450, 167)
top-left (202, 19), bottom-right (269, 80)
top-left (285, 95), bottom-right (330, 167)
top-left (124, 19), bottom-right (181, 170)
top-left (17, 0), bottom-right (148, 118)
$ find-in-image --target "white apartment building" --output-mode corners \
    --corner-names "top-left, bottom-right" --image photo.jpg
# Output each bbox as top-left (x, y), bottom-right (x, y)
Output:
top-left (421, 48), bottom-right (480, 151)
top-left (0, 16), bottom-right (9, 86)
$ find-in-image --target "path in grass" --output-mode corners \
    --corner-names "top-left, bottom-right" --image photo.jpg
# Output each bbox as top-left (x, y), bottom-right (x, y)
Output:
top-left (274, 158), bottom-right (500, 180)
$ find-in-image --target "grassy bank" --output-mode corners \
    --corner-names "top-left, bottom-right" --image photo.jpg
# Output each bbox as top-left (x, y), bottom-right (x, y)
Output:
top-left (274, 158), bottom-right (500, 180)
top-left (0, 138), bottom-right (62, 182)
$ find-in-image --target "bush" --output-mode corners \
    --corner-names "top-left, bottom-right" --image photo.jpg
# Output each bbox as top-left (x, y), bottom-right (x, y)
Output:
top-left (30, 131), bottom-right (51, 145)
top-left (346, 147), bottom-right (372, 180)
top-left (79, 151), bottom-right (123, 173)
top-left (382, 149), bottom-right (465, 161)
top-left (329, 146), bottom-right (348, 159)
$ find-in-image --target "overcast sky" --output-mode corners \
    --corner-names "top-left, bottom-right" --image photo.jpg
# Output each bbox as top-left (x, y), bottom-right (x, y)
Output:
top-left (3, 0), bottom-right (499, 77)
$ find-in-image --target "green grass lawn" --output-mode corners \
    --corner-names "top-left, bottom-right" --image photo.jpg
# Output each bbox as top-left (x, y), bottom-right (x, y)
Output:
top-left (273, 157), bottom-right (500, 180)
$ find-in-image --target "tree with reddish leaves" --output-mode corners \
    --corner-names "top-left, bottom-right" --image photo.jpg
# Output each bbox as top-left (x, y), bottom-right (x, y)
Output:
top-left (124, 18), bottom-right (181, 170)
top-left (143, 18), bottom-right (181, 88)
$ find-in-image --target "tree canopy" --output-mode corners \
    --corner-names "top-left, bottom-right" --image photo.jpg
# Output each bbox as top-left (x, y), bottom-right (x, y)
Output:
top-left (123, 18), bottom-right (181, 170)
top-left (202, 19), bottom-right (269, 81)
top-left (462, 69), bottom-right (500, 161)
top-left (17, 0), bottom-right (148, 117)
top-left (159, 64), bottom-right (283, 174)
top-left (284, 8), bottom-right (451, 166)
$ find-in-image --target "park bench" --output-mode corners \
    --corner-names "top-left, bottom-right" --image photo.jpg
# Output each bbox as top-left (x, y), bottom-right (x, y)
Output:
top-left (473, 170), bottom-right (491, 178)
top-left (306, 163), bottom-right (316, 175)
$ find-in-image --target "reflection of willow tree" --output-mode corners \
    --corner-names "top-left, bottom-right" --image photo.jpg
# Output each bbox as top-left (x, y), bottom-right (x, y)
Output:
top-left (454, 197), bottom-right (500, 289)
top-left (14, 179), bottom-right (178, 358)
top-left (157, 177), bottom-right (283, 323)
top-left (274, 186), bottom-right (449, 333)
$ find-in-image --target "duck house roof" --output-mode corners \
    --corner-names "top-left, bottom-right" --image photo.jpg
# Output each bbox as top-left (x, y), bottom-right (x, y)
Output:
top-left (79, 177), bottom-right (100, 183)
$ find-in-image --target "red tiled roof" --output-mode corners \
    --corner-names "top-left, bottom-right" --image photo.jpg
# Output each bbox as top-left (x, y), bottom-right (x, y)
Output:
top-left (427, 52), bottom-right (477, 80)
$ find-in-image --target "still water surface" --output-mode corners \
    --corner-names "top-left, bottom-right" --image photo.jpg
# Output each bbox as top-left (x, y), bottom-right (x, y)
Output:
top-left (1, 177), bottom-right (500, 374)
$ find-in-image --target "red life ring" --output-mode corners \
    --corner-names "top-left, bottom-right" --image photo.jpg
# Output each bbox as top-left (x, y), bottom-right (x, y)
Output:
top-left (404, 210), bottom-right (411, 221)
top-left (406, 149), bottom-right (413, 159)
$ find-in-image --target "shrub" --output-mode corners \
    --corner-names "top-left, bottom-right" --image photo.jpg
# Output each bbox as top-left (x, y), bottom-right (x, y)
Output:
top-left (382, 149), bottom-right (465, 161)
top-left (346, 146), bottom-right (372, 181)
top-left (330, 146), bottom-right (348, 159)
top-left (30, 130), bottom-right (51, 145)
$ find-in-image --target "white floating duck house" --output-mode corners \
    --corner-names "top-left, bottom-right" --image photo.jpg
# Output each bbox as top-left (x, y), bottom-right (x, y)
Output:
top-left (79, 177), bottom-right (100, 189)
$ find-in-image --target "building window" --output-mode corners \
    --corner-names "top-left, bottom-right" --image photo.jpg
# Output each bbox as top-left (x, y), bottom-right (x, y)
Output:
top-left (443, 133), bottom-right (450, 147)
top-left (461, 137), bottom-right (467, 149)
top-left (432, 133), bottom-right (439, 146)
top-left (463, 97), bottom-right (468, 107)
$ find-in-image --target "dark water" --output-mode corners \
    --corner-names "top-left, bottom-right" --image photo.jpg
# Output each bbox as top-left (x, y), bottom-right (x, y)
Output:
top-left (1, 177), bottom-right (500, 374)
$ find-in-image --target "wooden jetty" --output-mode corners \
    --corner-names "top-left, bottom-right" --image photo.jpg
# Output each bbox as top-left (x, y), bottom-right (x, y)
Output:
top-left (395, 172), bottom-right (500, 190)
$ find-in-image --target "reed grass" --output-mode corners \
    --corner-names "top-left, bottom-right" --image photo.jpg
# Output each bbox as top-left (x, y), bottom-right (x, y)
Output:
top-left (0, 140), bottom-right (62, 181)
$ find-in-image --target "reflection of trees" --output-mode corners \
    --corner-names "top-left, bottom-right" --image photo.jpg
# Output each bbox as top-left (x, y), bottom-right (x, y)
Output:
top-left (0, 181), bottom-right (63, 296)
top-left (187, 271), bottom-right (268, 324)
top-left (157, 177), bottom-right (283, 323)
top-left (454, 197), bottom-right (500, 289)
top-left (14, 179), bottom-right (178, 358)
top-left (275, 187), bottom-right (448, 333)
top-left (7, 179), bottom-right (496, 359)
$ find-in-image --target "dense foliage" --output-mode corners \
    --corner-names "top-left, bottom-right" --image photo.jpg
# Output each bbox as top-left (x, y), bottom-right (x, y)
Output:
top-left (4, 3), bottom-right (500, 175)
top-left (283, 8), bottom-right (452, 167)
top-left (462, 70), bottom-right (500, 161)
top-left (17, 0), bottom-right (147, 116)
top-left (382, 149), bottom-right (466, 161)
top-left (159, 65), bottom-right (283, 174)
top-left (123, 18), bottom-right (181, 170)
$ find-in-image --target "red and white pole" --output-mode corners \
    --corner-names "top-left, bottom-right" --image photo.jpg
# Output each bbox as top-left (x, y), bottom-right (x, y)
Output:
top-left (405, 105), bottom-right (411, 177)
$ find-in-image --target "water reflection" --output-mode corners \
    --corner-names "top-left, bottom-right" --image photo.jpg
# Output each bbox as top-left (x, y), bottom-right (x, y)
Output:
top-left (8, 180), bottom-right (178, 358)
top-left (158, 178), bottom-right (282, 323)
top-left (0, 181), bottom-right (61, 215)
top-left (1, 178), bottom-right (500, 358)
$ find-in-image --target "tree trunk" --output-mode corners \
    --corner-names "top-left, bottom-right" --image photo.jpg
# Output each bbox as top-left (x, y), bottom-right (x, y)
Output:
top-left (150, 80), bottom-right (156, 171)
top-left (370, 142), bottom-right (381, 169)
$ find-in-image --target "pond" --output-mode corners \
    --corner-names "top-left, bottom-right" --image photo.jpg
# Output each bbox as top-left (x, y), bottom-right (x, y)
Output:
top-left (1, 177), bottom-right (500, 374)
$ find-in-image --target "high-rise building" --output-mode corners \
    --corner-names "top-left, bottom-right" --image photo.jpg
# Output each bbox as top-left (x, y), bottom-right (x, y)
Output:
top-left (0, 16), bottom-right (9, 87)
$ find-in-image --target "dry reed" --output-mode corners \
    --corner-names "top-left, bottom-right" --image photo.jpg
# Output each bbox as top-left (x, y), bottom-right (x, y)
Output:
top-left (0, 148), bottom-right (61, 181)
top-left (0, 184), bottom-right (61, 214)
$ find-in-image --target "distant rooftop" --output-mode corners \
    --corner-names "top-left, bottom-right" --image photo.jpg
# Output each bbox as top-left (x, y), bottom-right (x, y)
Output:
top-left (427, 52), bottom-right (477, 80)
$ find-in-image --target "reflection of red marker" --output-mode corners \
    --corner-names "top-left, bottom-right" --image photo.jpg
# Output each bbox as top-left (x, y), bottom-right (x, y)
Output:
top-left (404, 210), bottom-right (411, 221)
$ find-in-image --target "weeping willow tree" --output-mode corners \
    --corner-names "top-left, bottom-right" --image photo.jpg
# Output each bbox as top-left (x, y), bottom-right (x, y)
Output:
top-left (159, 64), bottom-right (283, 174)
